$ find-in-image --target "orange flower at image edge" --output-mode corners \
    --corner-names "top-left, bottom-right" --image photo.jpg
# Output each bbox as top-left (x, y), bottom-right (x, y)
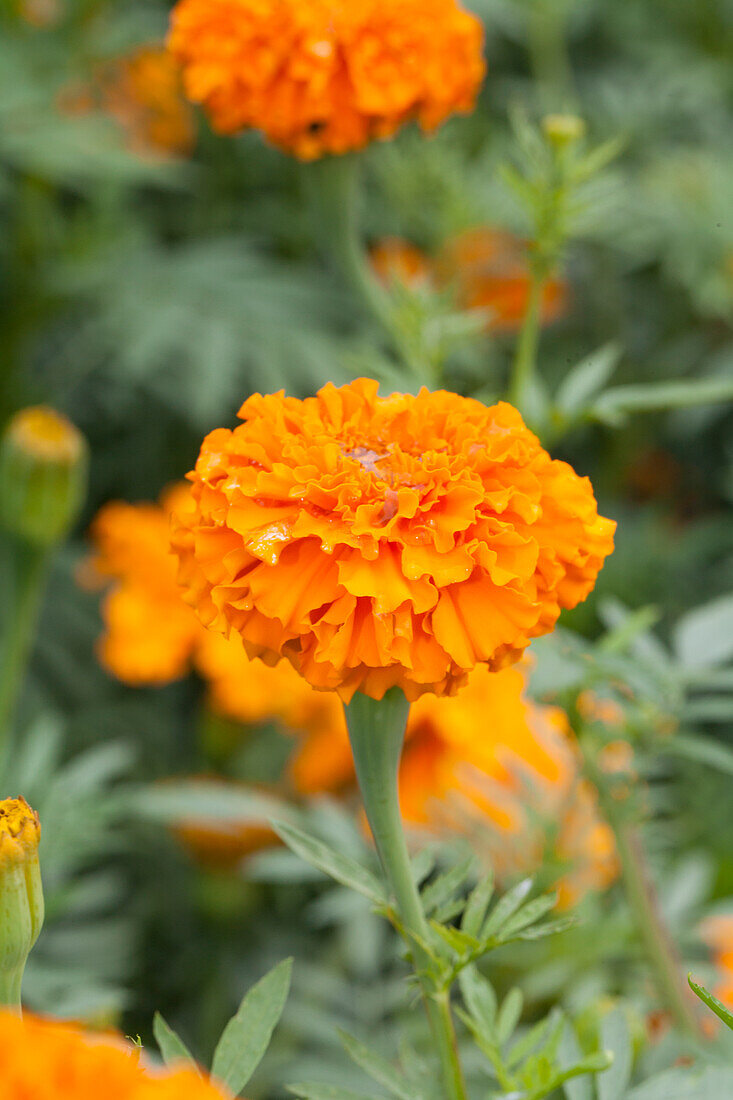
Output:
top-left (167, 0), bottom-right (485, 159)
top-left (173, 379), bottom-right (615, 702)
top-left (0, 1010), bottom-right (230, 1098)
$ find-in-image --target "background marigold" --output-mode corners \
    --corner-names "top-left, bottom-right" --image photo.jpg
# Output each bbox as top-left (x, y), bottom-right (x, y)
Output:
top-left (0, 1009), bottom-right (230, 1098)
top-left (173, 379), bottom-right (615, 701)
top-left (167, 0), bottom-right (486, 159)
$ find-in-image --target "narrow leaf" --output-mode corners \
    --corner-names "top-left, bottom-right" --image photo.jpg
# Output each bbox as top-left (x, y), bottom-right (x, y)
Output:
top-left (212, 958), bottom-right (292, 1096)
top-left (459, 966), bottom-right (497, 1034)
top-left (556, 343), bottom-right (622, 415)
top-left (481, 878), bottom-right (534, 940)
top-left (273, 821), bottom-right (387, 904)
top-left (501, 893), bottom-right (558, 939)
top-left (497, 988), bottom-right (524, 1045)
top-left (288, 1085), bottom-right (376, 1100)
top-left (688, 974), bottom-right (733, 1031)
top-left (421, 856), bottom-right (474, 916)
top-left (153, 1013), bottom-right (199, 1074)
top-left (338, 1031), bottom-right (414, 1100)
top-left (461, 874), bottom-right (495, 938)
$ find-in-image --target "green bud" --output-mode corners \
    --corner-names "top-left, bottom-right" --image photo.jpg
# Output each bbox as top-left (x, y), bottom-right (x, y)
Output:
top-left (0, 796), bottom-right (44, 1010)
top-left (542, 113), bottom-right (586, 148)
top-left (0, 406), bottom-right (88, 547)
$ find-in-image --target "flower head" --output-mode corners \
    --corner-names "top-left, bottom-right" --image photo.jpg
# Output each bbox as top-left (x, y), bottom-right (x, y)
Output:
top-left (101, 46), bottom-right (196, 158)
top-left (0, 1009), bottom-right (232, 1098)
top-left (167, 0), bottom-right (485, 159)
top-left (173, 379), bottom-right (615, 701)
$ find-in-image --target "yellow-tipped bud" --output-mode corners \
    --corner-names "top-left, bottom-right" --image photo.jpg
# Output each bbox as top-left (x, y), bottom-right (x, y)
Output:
top-left (542, 113), bottom-right (586, 148)
top-left (0, 407), bottom-right (88, 546)
top-left (0, 797), bottom-right (44, 1009)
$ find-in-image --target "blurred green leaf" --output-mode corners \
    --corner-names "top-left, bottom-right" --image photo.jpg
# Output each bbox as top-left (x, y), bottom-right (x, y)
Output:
top-left (212, 957), bottom-right (292, 1096)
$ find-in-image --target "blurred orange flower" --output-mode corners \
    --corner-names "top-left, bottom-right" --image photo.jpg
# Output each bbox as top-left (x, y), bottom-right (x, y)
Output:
top-left (173, 379), bottom-right (615, 702)
top-left (701, 915), bottom-right (733, 1009)
top-left (0, 1009), bottom-right (230, 1098)
top-left (167, 0), bottom-right (485, 159)
top-left (370, 228), bottom-right (569, 332)
top-left (59, 46), bottom-right (195, 158)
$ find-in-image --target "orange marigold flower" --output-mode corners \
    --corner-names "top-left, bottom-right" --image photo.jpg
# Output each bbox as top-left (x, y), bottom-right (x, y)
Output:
top-left (167, 0), bottom-right (486, 160)
top-left (172, 379), bottom-right (615, 702)
top-left (439, 227), bottom-right (568, 332)
top-left (89, 484), bottom-right (202, 685)
top-left (0, 1009), bottom-right (231, 1098)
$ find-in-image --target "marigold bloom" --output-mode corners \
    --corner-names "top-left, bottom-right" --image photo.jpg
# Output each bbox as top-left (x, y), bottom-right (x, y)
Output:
top-left (173, 379), bottom-right (615, 702)
top-left (0, 1009), bottom-right (231, 1098)
top-left (167, 0), bottom-right (485, 159)
top-left (439, 228), bottom-right (568, 332)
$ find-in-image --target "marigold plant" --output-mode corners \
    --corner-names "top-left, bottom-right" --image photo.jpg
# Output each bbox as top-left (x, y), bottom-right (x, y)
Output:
top-left (167, 0), bottom-right (486, 159)
top-left (0, 1009), bottom-right (231, 1098)
top-left (172, 379), bottom-right (615, 701)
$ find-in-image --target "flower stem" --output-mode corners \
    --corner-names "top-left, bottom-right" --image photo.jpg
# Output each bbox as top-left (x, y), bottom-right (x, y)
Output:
top-left (586, 754), bottom-right (700, 1037)
top-left (345, 689), bottom-right (468, 1100)
top-left (507, 270), bottom-right (543, 413)
top-left (0, 535), bottom-right (49, 764)
top-left (305, 155), bottom-right (433, 386)
top-left (0, 964), bottom-right (24, 1015)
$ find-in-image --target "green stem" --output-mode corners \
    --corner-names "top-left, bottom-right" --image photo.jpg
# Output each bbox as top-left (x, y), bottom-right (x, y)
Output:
top-left (0, 535), bottom-right (49, 762)
top-left (345, 690), bottom-right (468, 1100)
top-left (527, 1), bottom-right (575, 110)
top-left (507, 270), bottom-right (543, 413)
top-left (0, 964), bottom-right (24, 1014)
top-left (586, 755), bottom-right (700, 1037)
top-left (305, 155), bottom-right (433, 386)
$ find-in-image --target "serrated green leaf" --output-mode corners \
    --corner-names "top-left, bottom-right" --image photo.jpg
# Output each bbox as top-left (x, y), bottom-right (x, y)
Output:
top-left (501, 894), bottom-right (558, 939)
top-left (514, 916), bottom-right (578, 941)
top-left (688, 973), bottom-right (733, 1030)
top-left (420, 855), bottom-right (474, 916)
top-left (674, 594), bottom-right (733, 670)
top-left (338, 1031), bottom-right (415, 1100)
top-left (481, 878), bottom-right (534, 940)
top-left (497, 988), bottom-right (524, 1045)
top-left (273, 821), bottom-right (387, 904)
top-left (626, 1066), bottom-right (733, 1099)
top-left (461, 874), bottom-right (495, 937)
top-left (591, 377), bottom-right (733, 426)
top-left (212, 957), bottom-right (292, 1096)
top-left (411, 848), bottom-right (436, 888)
top-left (506, 1015), bottom-right (554, 1071)
top-left (662, 733), bottom-right (733, 776)
top-left (559, 1020), bottom-right (592, 1100)
top-left (153, 1013), bottom-right (199, 1075)
top-left (458, 966), bottom-right (497, 1034)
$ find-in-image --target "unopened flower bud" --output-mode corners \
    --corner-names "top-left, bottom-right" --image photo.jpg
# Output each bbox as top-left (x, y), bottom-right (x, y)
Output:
top-left (542, 113), bottom-right (586, 148)
top-left (0, 797), bottom-right (44, 1009)
top-left (0, 407), bottom-right (88, 546)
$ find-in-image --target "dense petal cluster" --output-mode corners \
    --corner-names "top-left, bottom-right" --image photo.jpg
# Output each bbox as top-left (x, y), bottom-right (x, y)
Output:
top-left (0, 796), bottom-right (40, 865)
top-left (167, 0), bottom-right (485, 159)
top-left (370, 228), bottom-right (568, 332)
top-left (173, 379), bottom-right (615, 701)
top-left (0, 1010), bottom-right (230, 1099)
